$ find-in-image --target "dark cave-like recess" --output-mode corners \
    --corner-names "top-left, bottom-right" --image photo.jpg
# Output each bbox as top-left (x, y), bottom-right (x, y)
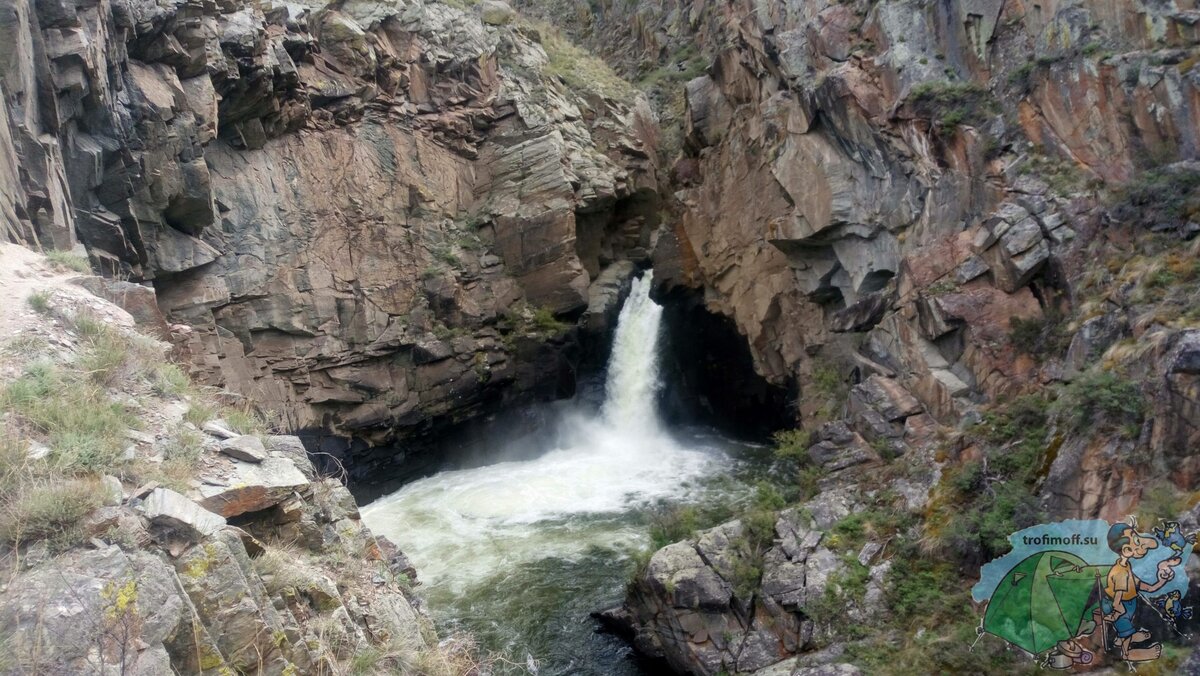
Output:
top-left (655, 288), bottom-right (794, 441)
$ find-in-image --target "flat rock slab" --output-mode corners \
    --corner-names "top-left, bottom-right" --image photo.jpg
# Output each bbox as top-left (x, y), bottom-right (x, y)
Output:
top-left (219, 434), bottom-right (267, 462)
top-left (198, 456), bottom-right (310, 518)
top-left (203, 419), bottom-right (237, 439)
top-left (140, 487), bottom-right (226, 538)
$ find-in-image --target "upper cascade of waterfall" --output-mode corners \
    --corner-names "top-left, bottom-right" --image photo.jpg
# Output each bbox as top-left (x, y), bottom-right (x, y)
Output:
top-left (601, 271), bottom-right (664, 433)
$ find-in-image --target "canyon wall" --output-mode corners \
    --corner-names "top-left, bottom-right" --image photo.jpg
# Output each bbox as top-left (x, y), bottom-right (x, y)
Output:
top-left (1, 0), bottom-right (661, 478)
top-left (511, 0), bottom-right (1200, 672)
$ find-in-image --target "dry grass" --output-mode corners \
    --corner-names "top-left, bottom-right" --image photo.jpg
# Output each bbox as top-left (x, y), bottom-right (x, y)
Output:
top-left (0, 432), bottom-right (104, 547)
top-left (25, 290), bottom-right (51, 314)
top-left (252, 543), bottom-right (312, 597)
top-left (0, 308), bottom-right (176, 548)
top-left (43, 250), bottom-right (90, 274)
top-left (525, 18), bottom-right (636, 100)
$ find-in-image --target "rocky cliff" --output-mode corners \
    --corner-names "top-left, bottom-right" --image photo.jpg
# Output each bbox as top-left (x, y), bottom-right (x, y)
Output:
top-left (1, 0), bottom-right (662, 479)
top-left (0, 243), bottom-right (462, 674)
top-left (508, 0), bottom-right (1200, 673)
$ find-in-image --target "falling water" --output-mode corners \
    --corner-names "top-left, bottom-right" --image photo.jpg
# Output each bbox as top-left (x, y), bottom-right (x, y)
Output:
top-left (601, 271), bottom-right (664, 433)
top-left (362, 271), bottom-right (756, 674)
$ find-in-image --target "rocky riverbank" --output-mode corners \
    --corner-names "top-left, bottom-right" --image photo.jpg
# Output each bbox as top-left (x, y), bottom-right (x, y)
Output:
top-left (0, 243), bottom-right (465, 673)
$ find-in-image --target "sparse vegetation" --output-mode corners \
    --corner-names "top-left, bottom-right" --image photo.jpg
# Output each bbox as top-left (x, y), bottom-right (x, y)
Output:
top-left (907, 80), bottom-right (993, 132)
top-left (1053, 368), bottom-right (1145, 438)
top-left (44, 249), bottom-right (90, 273)
top-left (925, 278), bottom-right (958, 296)
top-left (1008, 61), bottom-right (1036, 91)
top-left (530, 307), bottom-right (568, 334)
top-left (431, 244), bottom-right (463, 269)
top-left (1115, 166), bottom-right (1200, 230)
top-left (3, 360), bottom-right (138, 474)
top-left (26, 290), bottom-right (51, 314)
top-left (925, 394), bottom-right (1051, 564)
top-left (1007, 312), bottom-right (1070, 361)
top-left (527, 18), bottom-right (636, 100)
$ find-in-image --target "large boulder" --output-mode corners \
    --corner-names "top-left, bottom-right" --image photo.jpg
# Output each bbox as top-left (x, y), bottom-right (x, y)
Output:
top-left (480, 0), bottom-right (516, 25)
top-left (197, 456), bottom-right (310, 518)
top-left (0, 545), bottom-right (222, 674)
top-left (138, 488), bottom-right (227, 539)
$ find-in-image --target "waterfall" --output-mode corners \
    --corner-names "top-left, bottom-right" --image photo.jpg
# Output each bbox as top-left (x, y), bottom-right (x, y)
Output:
top-left (360, 268), bottom-right (746, 673)
top-left (601, 271), bottom-right (663, 433)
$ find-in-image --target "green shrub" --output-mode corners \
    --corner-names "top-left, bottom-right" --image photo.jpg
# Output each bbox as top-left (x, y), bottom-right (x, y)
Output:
top-left (431, 244), bottom-right (462, 269)
top-left (1008, 61), bottom-right (1036, 91)
top-left (184, 399), bottom-right (218, 428)
top-left (531, 19), bottom-right (636, 100)
top-left (926, 395), bottom-right (1051, 563)
top-left (1053, 369), bottom-right (1144, 438)
top-left (772, 429), bottom-right (811, 462)
top-left (224, 406), bottom-right (266, 435)
top-left (1117, 167), bottom-right (1200, 228)
top-left (1008, 313), bottom-right (1070, 361)
top-left (646, 504), bottom-right (703, 550)
top-left (907, 80), bottom-right (993, 131)
top-left (152, 363), bottom-right (192, 397)
top-left (531, 307), bottom-right (568, 334)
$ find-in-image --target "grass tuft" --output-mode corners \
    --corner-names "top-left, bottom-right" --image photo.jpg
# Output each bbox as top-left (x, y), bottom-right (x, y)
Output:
top-left (44, 250), bottom-right (91, 273)
top-left (26, 290), bottom-right (51, 314)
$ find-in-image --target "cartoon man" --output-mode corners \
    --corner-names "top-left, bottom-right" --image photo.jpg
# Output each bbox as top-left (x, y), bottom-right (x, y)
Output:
top-left (1102, 522), bottom-right (1182, 662)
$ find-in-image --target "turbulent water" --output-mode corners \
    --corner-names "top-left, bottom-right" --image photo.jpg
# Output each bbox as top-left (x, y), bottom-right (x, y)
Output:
top-left (362, 272), bottom-right (758, 674)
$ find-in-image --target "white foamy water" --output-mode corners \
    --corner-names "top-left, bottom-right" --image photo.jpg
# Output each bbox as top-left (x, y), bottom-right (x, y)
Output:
top-left (361, 271), bottom-right (744, 670)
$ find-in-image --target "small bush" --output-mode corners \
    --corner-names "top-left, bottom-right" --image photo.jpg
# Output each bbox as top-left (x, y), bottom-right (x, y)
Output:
top-left (152, 363), bottom-right (191, 397)
top-left (0, 476), bottom-right (102, 545)
top-left (1008, 313), bottom-right (1071, 361)
top-left (531, 307), bottom-right (569, 334)
top-left (907, 80), bottom-right (993, 131)
top-left (1053, 369), bottom-right (1145, 438)
top-left (772, 429), bottom-right (811, 464)
top-left (925, 395), bottom-right (1051, 563)
top-left (224, 406), bottom-right (265, 435)
top-left (431, 244), bottom-right (462, 269)
top-left (531, 19), bottom-right (636, 100)
top-left (808, 360), bottom-right (849, 422)
top-left (1116, 167), bottom-right (1200, 229)
top-left (1008, 61), bottom-right (1036, 91)
top-left (26, 290), bottom-right (51, 314)
top-left (645, 500), bottom-right (736, 550)
top-left (183, 399), bottom-right (218, 427)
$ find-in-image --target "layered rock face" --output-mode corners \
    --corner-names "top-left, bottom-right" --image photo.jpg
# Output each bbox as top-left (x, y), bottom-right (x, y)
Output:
top-left (1, 0), bottom-right (659, 476)
top-left (517, 0), bottom-right (1200, 673)
top-left (517, 0), bottom-right (1200, 514)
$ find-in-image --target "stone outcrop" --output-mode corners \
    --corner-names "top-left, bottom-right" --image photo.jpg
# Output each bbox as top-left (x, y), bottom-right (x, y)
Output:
top-left (1, 0), bottom-right (661, 479)
top-left (615, 376), bottom-right (936, 675)
top-left (512, 0), bottom-right (1197, 430)
top-left (0, 253), bottom-right (433, 675)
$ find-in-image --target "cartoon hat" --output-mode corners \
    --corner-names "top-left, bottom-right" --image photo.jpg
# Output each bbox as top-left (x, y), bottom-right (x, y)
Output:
top-left (1107, 522), bottom-right (1132, 553)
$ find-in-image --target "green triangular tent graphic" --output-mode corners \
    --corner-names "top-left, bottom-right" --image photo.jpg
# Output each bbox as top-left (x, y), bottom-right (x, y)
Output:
top-left (982, 551), bottom-right (1109, 655)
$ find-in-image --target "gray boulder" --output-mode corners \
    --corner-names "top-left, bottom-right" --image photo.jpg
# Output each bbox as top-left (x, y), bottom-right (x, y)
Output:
top-left (218, 435), bottom-right (268, 463)
top-left (138, 488), bottom-right (226, 539)
top-left (480, 0), bottom-right (516, 26)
